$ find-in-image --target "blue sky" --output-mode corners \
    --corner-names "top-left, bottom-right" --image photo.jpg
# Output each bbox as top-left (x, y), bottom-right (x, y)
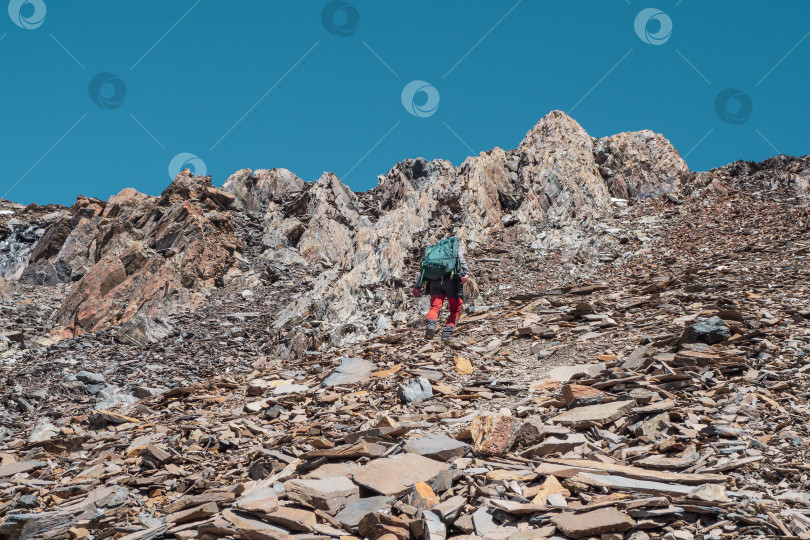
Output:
top-left (1, 0), bottom-right (808, 205)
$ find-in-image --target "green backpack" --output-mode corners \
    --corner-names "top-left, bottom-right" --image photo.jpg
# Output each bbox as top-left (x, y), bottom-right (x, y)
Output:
top-left (419, 237), bottom-right (460, 282)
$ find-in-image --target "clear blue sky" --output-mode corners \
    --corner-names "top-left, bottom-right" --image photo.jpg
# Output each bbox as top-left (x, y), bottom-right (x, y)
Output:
top-left (1, 0), bottom-right (808, 205)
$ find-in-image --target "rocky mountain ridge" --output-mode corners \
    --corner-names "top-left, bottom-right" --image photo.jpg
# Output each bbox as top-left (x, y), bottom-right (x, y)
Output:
top-left (0, 111), bottom-right (809, 539)
top-left (1, 111), bottom-right (693, 354)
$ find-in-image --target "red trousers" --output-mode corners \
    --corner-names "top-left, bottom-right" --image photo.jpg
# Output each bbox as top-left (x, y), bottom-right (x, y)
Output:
top-left (427, 295), bottom-right (463, 327)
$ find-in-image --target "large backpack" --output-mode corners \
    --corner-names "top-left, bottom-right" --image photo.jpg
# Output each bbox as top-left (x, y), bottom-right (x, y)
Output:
top-left (419, 237), bottom-right (460, 282)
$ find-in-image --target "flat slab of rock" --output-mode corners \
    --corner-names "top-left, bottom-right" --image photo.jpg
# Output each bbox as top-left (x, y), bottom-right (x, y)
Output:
top-left (322, 357), bottom-right (375, 387)
top-left (404, 433), bottom-right (469, 461)
top-left (233, 486), bottom-right (279, 516)
top-left (551, 400), bottom-right (634, 428)
top-left (284, 477), bottom-right (359, 514)
top-left (335, 496), bottom-right (394, 528)
top-left (562, 383), bottom-right (605, 406)
top-left (0, 460), bottom-right (46, 477)
top-left (220, 508), bottom-right (295, 540)
top-left (352, 453), bottom-right (450, 496)
top-left (264, 506), bottom-right (318, 532)
top-left (548, 363), bottom-right (606, 383)
top-left (552, 507), bottom-right (635, 538)
top-left (529, 433), bottom-right (588, 456)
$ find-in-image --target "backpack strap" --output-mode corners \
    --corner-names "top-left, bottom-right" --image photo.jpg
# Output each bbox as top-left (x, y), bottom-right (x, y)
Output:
top-left (451, 236), bottom-right (460, 275)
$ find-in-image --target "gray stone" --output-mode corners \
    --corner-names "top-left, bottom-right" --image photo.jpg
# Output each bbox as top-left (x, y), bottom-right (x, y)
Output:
top-left (679, 316), bottom-right (730, 345)
top-left (115, 314), bottom-right (175, 347)
top-left (76, 370), bottom-right (106, 385)
top-left (517, 416), bottom-right (570, 446)
top-left (132, 386), bottom-right (166, 399)
top-left (547, 363), bottom-right (606, 383)
top-left (472, 507), bottom-right (499, 536)
top-left (335, 495), bottom-right (394, 528)
top-left (432, 495), bottom-right (466, 522)
top-left (397, 377), bottom-right (433, 404)
top-left (663, 531), bottom-right (694, 540)
top-left (18, 494), bottom-right (38, 507)
top-left (404, 433), bottom-right (469, 461)
top-left (94, 385), bottom-right (138, 410)
top-left (352, 453), bottom-right (450, 497)
top-left (0, 460), bottom-right (46, 477)
top-left (528, 433), bottom-right (588, 456)
top-left (272, 383), bottom-right (309, 395)
top-left (233, 486), bottom-right (280, 516)
top-left (550, 400), bottom-right (634, 428)
top-left (28, 418), bottom-right (60, 444)
top-left (322, 357), bottom-right (375, 387)
top-left (633, 412), bottom-right (672, 441)
top-left (284, 477), bottom-right (359, 514)
top-left (422, 510), bottom-right (446, 540)
top-left (551, 508), bottom-right (635, 538)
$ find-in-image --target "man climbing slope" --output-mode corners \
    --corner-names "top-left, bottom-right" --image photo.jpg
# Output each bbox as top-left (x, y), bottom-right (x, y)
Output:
top-left (412, 237), bottom-right (471, 341)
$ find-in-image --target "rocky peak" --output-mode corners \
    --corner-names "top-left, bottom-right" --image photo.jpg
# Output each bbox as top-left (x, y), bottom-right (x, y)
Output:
top-left (593, 129), bottom-right (690, 200)
top-left (2, 111), bottom-right (696, 345)
top-left (222, 168), bottom-right (305, 213)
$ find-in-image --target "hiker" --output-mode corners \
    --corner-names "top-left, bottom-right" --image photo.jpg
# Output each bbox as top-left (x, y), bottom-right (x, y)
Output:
top-left (411, 237), bottom-right (471, 341)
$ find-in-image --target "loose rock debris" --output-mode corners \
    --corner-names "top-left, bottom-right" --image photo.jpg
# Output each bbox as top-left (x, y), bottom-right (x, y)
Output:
top-left (0, 126), bottom-right (809, 538)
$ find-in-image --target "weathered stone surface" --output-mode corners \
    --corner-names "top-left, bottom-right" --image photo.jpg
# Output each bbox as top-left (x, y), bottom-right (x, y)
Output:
top-left (562, 383), bottom-right (605, 406)
top-left (0, 460), bottom-right (46, 477)
top-left (352, 453), bottom-right (450, 497)
top-left (528, 433), bottom-right (588, 456)
top-left (679, 316), bottom-right (730, 345)
top-left (220, 508), bottom-right (295, 540)
top-left (410, 481), bottom-right (440, 510)
top-left (548, 363), bottom-right (606, 383)
top-left (471, 413), bottom-right (521, 456)
top-left (263, 506), bottom-right (318, 532)
top-left (593, 130), bottom-right (690, 200)
top-left (283, 477), bottom-right (359, 514)
top-left (531, 475), bottom-right (570, 505)
top-left (321, 357), bottom-right (375, 387)
top-left (358, 512), bottom-right (410, 540)
top-left (335, 496), bottom-right (394, 528)
top-left (552, 508), bottom-right (635, 538)
top-left (516, 416), bottom-right (570, 446)
top-left (233, 486), bottom-right (280, 516)
top-left (115, 314), bottom-right (174, 347)
top-left (454, 356), bottom-right (474, 375)
top-left (404, 433), bottom-right (470, 461)
top-left (687, 483), bottom-right (730, 503)
top-left (551, 400), bottom-right (634, 428)
top-left (22, 173), bottom-right (242, 338)
top-left (28, 418), bottom-right (60, 444)
top-left (397, 377), bottom-right (433, 404)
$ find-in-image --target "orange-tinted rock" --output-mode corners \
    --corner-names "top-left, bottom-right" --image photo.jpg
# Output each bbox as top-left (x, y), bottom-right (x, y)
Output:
top-left (562, 384), bottom-right (606, 406)
top-left (28, 171), bottom-right (242, 335)
top-left (471, 413), bottom-right (521, 456)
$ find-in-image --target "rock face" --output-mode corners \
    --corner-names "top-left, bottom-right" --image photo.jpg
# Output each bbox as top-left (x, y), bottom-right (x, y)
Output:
top-left (700, 154), bottom-right (810, 198)
top-left (593, 130), bottom-right (691, 200)
top-left (0, 200), bottom-right (66, 281)
top-left (4, 111), bottom-right (691, 345)
top-left (222, 111), bottom-right (691, 356)
top-left (19, 172), bottom-right (240, 336)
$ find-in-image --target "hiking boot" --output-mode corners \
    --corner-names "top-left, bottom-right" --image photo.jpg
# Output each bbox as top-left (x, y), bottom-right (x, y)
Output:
top-left (441, 325), bottom-right (454, 341)
top-left (425, 327), bottom-right (436, 340)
